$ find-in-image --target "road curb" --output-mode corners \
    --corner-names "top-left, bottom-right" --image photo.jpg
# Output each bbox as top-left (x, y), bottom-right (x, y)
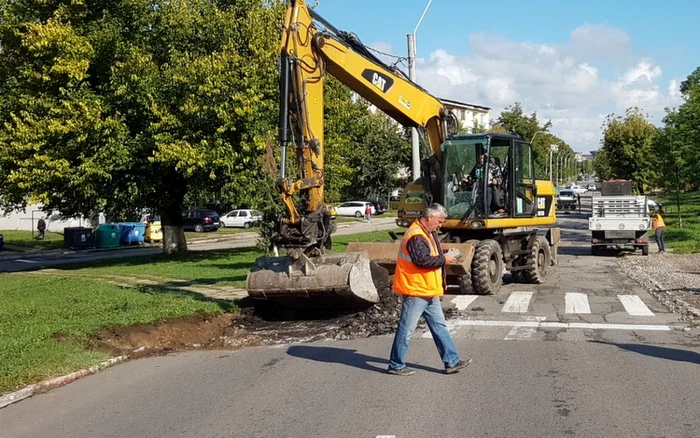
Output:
top-left (0, 355), bottom-right (128, 410)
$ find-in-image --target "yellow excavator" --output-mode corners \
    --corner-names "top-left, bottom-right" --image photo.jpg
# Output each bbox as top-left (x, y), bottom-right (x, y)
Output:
top-left (246, 0), bottom-right (560, 308)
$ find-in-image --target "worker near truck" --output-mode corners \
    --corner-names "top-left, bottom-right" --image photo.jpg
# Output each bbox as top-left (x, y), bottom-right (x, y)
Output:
top-left (387, 203), bottom-right (472, 376)
top-left (651, 207), bottom-right (666, 253)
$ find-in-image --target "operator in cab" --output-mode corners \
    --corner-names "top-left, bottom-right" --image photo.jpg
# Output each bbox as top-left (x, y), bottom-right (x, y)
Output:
top-left (461, 151), bottom-right (506, 216)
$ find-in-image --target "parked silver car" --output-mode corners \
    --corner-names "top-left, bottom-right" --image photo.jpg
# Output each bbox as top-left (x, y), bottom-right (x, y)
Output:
top-left (220, 209), bottom-right (262, 228)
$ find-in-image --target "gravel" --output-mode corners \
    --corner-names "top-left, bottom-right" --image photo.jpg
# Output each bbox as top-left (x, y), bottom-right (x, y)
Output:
top-left (619, 252), bottom-right (700, 324)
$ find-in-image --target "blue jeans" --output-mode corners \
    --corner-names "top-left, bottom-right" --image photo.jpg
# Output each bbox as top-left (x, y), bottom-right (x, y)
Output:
top-left (655, 227), bottom-right (665, 251)
top-left (389, 296), bottom-right (461, 370)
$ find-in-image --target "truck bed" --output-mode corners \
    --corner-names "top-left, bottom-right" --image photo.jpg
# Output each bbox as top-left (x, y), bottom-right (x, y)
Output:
top-left (588, 195), bottom-right (651, 232)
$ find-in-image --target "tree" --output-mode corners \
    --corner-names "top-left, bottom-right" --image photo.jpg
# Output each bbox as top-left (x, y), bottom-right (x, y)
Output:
top-left (598, 108), bottom-right (657, 193)
top-left (322, 77), bottom-right (372, 202)
top-left (592, 148), bottom-right (613, 180)
top-left (495, 102), bottom-right (560, 179)
top-left (345, 112), bottom-right (411, 200)
top-left (0, 0), bottom-right (284, 253)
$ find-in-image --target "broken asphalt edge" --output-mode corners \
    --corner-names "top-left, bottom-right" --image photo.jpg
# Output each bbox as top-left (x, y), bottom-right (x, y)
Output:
top-left (0, 355), bottom-right (128, 410)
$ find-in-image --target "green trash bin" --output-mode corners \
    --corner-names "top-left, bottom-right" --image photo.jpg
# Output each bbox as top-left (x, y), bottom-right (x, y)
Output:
top-left (95, 223), bottom-right (121, 248)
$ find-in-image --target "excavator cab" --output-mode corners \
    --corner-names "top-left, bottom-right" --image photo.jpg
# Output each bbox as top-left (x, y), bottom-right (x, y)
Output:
top-left (442, 134), bottom-right (539, 223)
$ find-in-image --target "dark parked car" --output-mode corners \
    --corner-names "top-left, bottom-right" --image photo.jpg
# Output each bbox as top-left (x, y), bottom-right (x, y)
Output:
top-left (366, 200), bottom-right (387, 215)
top-left (0, 233), bottom-right (4, 251)
top-left (182, 209), bottom-right (221, 232)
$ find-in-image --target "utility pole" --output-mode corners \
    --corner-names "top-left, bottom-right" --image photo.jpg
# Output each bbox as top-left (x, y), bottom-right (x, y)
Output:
top-left (407, 34), bottom-right (419, 181)
top-left (407, 0), bottom-right (433, 181)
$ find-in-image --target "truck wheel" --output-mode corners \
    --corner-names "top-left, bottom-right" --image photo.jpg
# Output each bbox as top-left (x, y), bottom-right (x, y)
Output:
top-left (591, 246), bottom-right (599, 256)
top-left (472, 239), bottom-right (503, 295)
top-left (523, 236), bottom-right (550, 284)
top-left (642, 245), bottom-right (649, 256)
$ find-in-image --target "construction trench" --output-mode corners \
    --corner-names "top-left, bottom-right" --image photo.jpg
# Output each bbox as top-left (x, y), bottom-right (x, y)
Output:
top-left (84, 284), bottom-right (441, 358)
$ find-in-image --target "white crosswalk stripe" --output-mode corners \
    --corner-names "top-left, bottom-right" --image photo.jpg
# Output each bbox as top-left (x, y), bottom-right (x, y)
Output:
top-left (451, 295), bottom-right (479, 311)
top-left (565, 292), bottom-right (591, 314)
top-left (617, 295), bottom-right (655, 316)
top-left (501, 291), bottom-right (533, 313)
top-left (450, 292), bottom-right (661, 318)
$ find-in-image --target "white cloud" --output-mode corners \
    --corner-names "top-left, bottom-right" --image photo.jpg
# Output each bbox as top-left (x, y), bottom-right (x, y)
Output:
top-left (413, 26), bottom-right (683, 152)
top-left (567, 24), bottom-right (631, 61)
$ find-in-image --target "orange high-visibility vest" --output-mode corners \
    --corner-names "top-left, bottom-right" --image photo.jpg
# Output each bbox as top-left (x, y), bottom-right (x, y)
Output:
top-left (652, 213), bottom-right (665, 230)
top-left (393, 220), bottom-right (444, 297)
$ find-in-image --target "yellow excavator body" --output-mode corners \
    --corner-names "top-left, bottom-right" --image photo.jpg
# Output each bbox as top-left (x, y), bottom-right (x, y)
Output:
top-left (246, 0), bottom-right (559, 308)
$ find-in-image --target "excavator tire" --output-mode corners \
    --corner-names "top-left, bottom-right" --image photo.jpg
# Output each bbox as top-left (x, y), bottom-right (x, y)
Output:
top-left (472, 239), bottom-right (503, 295)
top-left (523, 236), bottom-right (551, 284)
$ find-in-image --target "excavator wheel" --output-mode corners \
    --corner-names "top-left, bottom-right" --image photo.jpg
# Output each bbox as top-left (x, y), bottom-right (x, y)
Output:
top-left (457, 275), bottom-right (474, 294)
top-left (472, 239), bottom-right (503, 295)
top-left (523, 236), bottom-right (551, 284)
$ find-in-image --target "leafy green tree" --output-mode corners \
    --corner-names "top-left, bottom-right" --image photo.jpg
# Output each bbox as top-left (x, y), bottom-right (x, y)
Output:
top-left (344, 112), bottom-right (411, 201)
top-left (322, 78), bottom-right (372, 203)
top-left (0, 0), bottom-right (283, 253)
top-left (598, 108), bottom-right (656, 193)
top-left (592, 147), bottom-right (613, 180)
top-left (495, 102), bottom-right (559, 179)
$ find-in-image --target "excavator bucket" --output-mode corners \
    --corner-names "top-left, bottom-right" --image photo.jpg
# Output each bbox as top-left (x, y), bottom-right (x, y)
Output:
top-left (346, 241), bottom-right (476, 277)
top-left (246, 251), bottom-right (389, 308)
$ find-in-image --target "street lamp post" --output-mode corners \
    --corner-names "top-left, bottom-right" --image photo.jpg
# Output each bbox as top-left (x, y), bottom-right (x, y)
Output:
top-left (558, 152), bottom-right (572, 186)
top-left (549, 144), bottom-right (559, 182)
top-left (408, 0), bottom-right (433, 181)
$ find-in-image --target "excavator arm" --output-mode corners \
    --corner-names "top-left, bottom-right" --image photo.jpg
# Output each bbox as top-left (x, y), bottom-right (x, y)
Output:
top-left (247, 0), bottom-right (453, 308)
top-left (275, 0), bottom-right (451, 252)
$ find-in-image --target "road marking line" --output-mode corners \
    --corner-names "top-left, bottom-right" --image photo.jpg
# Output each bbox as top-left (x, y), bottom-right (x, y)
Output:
top-left (423, 319), bottom-right (675, 337)
top-left (618, 295), bottom-right (655, 316)
top-left (501, 291), bottom-right (533, 313)
top-left (504, 316), bottom-right (546, 340)
top-left (15, 259), bottom-right (39, 264)
top-left (451, 295), bottom-right (479, 311)
top-left (565, 292), bottom-right (591, 314)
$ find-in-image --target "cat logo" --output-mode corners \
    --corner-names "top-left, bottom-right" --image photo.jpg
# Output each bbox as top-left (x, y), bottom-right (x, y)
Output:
top-left (361, 69), bottom-right (394, 94)
top-left (404, 192), bottom-right (424, 204)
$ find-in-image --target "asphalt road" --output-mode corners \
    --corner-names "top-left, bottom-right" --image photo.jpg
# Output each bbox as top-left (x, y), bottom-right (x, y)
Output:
top-left (0, 216), bottom-right (399, 273)
top-left (2, 210), bottom-right (700, 437)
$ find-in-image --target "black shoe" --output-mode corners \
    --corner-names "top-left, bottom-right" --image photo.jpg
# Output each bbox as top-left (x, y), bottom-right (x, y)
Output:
top-left (387, 367), bottom-right (416, 376)
top-left (445, 358), bottom-right (473, 374)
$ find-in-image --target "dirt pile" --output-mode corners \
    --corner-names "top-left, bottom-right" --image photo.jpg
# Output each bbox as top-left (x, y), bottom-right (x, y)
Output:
top-left (86, 285), bottom-right (405, 356)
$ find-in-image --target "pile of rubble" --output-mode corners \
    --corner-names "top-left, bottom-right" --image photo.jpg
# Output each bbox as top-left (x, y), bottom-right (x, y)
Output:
top-left (619, 253), bottom-right (700, 324)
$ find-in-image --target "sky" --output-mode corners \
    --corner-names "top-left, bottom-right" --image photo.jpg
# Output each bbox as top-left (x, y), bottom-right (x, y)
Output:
top-left (314, 0), bottom-right (700, 153)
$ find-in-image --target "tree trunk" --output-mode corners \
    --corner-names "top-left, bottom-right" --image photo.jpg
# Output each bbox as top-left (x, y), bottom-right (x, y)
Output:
top-left (159, 172), bottom-right (188, 254)
top-left (161, 208), bottom-right (187, 254)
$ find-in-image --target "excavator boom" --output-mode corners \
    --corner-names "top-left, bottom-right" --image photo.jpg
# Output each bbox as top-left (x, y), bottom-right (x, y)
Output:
top-left (247, 0), bottom-right (451, 308)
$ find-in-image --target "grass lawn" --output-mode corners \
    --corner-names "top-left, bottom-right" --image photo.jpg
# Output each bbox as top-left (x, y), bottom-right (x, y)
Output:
top-left (53, 228), bottom-right (403, 288)
top-left (653, 191), bottom-right (700, 253)
top-left (0, 274), bottom-right (222, 395)
top-left (0, 229), bottom-right (65, 250)
top-left (0, 227), bottom-right (403, 395)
